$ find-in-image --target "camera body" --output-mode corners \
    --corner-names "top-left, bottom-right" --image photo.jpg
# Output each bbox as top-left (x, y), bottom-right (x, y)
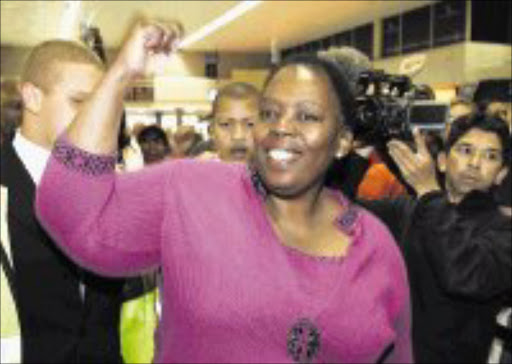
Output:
top-left (353, 70), bottom-right (448, 146)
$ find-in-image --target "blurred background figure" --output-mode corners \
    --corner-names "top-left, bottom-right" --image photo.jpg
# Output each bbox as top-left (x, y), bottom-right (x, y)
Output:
top-left (115, 120), bottom-right (164, 364)
top-left (318, 46), bottom-right (373, 95)
top-left (319, 47), bottom-right (374, 199)
top-left (0, 79), bottom-right (22, 146)
top-left (171, 125), bottom-right (204, 158)
top-left (447, 98), bottom-right (476, 138)
top-left (81, 26), bottom-right (107, 64)
top-left (474, 79), bottom-right (512, 130)
top-left (320, 46), bottom-right (408, 200)
top-left (412, 83), bottom-right (436, 101)
top-left (136, 124), bottom-right (172, 164)
top-left (472, 79), bottom-right (511, 215)
top-left (450, 98), bottom-right (476, 121)
top-left (207, 82), bottom-right (260, 163)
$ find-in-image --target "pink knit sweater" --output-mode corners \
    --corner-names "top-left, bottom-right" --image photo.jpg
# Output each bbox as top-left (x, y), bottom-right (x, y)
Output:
top-left (36, 139), bottom-right (412, 363)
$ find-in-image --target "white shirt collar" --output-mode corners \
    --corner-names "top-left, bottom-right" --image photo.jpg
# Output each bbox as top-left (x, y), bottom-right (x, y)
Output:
top-left (354, 145), bottom-right (375, 159)
top-left (12, 131), bottom-right (51, 186)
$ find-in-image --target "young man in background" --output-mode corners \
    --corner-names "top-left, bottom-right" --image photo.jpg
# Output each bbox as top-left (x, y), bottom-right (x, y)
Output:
top-left (1, 40), bottom-right (125, 363)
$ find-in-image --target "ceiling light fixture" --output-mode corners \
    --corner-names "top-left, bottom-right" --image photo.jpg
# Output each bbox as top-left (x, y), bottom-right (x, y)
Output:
top-left (58, 0), bottom-right (82, 40)
top-left (178, 0), bottom-right (263, 49)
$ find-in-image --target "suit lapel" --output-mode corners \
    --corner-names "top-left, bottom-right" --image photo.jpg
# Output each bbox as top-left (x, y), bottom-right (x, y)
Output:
top-left (1, 142), bottom-right (41, 235)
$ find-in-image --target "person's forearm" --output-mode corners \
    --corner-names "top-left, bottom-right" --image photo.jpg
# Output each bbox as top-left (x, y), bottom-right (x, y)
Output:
top-left (66, 62), bottom-right (129, 154)
top-left (63, 19), bottom-right (181, 154)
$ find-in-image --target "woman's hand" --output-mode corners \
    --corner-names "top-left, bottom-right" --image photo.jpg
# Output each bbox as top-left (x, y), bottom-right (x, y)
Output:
top-left (387, 128), bottom-right (441, 197)
top-left (112, 18), bottom-right (184, 81)
top-left (66, 18), bottom-right (183, 154)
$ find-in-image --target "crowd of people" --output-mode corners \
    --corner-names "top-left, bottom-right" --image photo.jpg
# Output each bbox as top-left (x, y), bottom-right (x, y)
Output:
top-left (0, 17), bottom-right (510, 364)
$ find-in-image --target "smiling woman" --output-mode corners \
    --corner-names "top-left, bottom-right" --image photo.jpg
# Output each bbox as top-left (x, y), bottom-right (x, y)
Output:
top-left (253, 56), bottom-right (355, 199)
top-left (35, 19), bottom-right (412, 363)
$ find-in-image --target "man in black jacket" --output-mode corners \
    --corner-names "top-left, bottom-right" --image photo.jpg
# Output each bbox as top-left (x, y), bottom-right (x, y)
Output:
top-left (361, 112), bottom-right (511, 363)
top-left (0, 40), bottom-right (125, 363)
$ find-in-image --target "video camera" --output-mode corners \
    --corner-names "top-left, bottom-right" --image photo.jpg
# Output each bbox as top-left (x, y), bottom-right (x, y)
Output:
top-left (353, 70), bottom-right (449, 147)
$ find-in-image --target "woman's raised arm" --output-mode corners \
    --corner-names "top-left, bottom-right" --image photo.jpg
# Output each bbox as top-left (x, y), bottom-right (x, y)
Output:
top-left (35, 19), bottom-right (183, 277)
top-left (68, 19), bottom-right (183, 154)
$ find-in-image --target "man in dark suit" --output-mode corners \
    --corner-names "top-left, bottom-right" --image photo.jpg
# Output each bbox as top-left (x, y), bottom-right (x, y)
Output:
top-left (0, 40), bottom-right (125, 363)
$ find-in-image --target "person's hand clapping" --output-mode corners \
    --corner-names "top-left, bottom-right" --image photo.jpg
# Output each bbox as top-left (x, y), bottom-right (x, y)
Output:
top-left (113, 18), bottom-right (184, 80)
top-left (387, 128), bottom-right (441, 197)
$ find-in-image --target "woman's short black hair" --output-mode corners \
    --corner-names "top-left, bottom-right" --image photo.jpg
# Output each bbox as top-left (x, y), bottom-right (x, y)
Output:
top-left (263, 54), bottom-right (356, 132)
top-left (446, 111), bottom-right (511, 165)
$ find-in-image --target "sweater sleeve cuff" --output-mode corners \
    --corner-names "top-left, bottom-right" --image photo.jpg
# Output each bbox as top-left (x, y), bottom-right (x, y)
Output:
top-left (52, 134), bottom-right (117, 176)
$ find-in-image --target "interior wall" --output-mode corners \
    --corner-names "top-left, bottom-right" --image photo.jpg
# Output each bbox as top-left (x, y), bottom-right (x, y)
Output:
top-left (372, 43), bottom-right (467, 85)
top-left (154, 76), bottom-right (216, 103)
top-left (4, 41), bottom-right (509, 103)
top-left (371, 41), bottom-right (512, 87)
top-left (154, 51), bottom-right (270, 79)
top-left (158, 52), bottom-right (205, 77)
top-left (1, 45), bottom-right (270, 80)
top-left (217, 52), bottom-right (271, 79)
top-left (0, 45), bottom-right (120, 79)
top-left (463, 42), bottom-right (512, 83)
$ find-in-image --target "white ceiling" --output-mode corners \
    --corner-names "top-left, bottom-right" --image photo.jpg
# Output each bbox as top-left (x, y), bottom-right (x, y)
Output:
top-left (1, 0), bottom-right (435, 52)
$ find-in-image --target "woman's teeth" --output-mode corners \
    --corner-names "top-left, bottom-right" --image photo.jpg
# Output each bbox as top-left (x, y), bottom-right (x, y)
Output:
top-left (268, 149), bottom-right (295, 161)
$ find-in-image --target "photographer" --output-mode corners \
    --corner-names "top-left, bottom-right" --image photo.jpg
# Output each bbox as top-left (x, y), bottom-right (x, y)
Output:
top-left (360, 112), bottom-right (511, 363)
top-left (319, 47), bottom-right (406, 200)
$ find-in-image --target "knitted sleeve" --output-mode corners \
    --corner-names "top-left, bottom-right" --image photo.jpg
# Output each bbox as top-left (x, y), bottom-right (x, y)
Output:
top-left (35, 136), bottom-right (172, 277)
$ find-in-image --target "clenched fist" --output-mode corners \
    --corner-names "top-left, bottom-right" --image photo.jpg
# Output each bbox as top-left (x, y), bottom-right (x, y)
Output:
top-left (113, 18), bottom-right (184, 80)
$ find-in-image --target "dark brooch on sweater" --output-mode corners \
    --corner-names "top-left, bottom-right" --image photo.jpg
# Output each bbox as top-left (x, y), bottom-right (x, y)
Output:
top-left (287, 318), bottom-right (321, 363)
top-left (334, 205), bottom-right (359, 235)
top-left (53, 137), bottom-right (116, 176)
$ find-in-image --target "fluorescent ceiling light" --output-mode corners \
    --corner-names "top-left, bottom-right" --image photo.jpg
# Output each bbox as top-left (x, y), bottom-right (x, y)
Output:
top-left (178, 0), bottom-right (263, 48)
top-left (59, 0), bottom-right (82, 40)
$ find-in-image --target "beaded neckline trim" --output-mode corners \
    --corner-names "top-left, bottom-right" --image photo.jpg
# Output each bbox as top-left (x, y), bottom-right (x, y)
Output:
top-left (247, 166), bottom-right (361, 237)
